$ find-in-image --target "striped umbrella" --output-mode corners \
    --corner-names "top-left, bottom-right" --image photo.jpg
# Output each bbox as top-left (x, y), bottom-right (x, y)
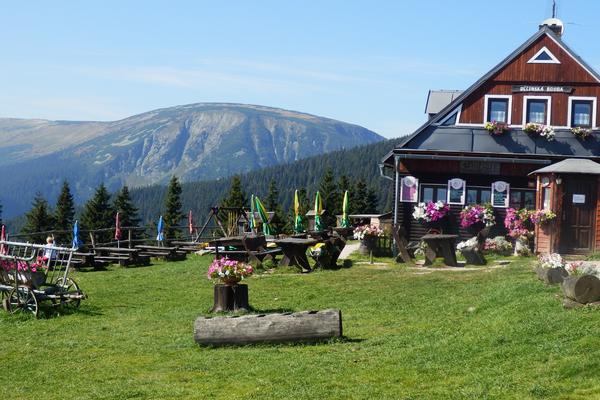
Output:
top-left (314, 191), bottom-right (325, 231)
top-left (293, 190), bottom-right (304, 234)
top-left (156, 215), bottom-right (165, 242)
top-left (341, 190), bottom-right (351, 228)
top-left (254, 196), bottom-right (272, 235)
top-left (249, 194), bottom-right (256, 232)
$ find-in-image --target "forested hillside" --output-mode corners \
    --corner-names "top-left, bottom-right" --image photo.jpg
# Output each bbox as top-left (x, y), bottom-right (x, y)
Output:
top-left (130, 138), bottom-right (402, 223)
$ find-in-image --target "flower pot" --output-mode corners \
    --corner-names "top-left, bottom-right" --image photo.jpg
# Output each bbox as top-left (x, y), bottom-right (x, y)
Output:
top-left (466, 222), bottom-right (485, 236)
top-left (513, 237), bottom-right (531, 256)
top-left (359, 236), bottom-right (378, 255)
top-left (221, 277), bottom-right (241, 286)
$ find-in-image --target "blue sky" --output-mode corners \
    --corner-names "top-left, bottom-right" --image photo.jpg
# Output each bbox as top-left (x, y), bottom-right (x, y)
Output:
top-left (2, 0), bottom-right (600, 138)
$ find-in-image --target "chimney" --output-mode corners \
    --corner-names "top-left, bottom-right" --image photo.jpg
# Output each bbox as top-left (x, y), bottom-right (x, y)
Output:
top-left (539, 18), bottom-right (564, 37)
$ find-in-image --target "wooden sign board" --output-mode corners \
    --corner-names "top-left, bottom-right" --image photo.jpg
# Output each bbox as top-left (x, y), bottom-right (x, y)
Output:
top-left (460, 160), bottom-right (501, 175)
top-left (512, 85), bottom-right (573, 93)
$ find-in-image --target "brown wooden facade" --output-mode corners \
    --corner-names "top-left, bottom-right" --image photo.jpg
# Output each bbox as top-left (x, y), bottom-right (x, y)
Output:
top-left (382, 24), bottom-right (600, 254)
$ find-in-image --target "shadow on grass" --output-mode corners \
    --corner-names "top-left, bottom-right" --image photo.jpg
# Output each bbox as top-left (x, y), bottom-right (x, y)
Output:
top-left (198, 336), bottom-right (365, 349)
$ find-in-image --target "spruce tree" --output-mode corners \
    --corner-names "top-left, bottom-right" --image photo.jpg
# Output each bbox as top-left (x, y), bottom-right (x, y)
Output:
top-left (319, 168), bottom-right (339, 227)
top-left (220, 176), bottom-right (248, 235)
top-left (164, 176), bottom-right (185, 239)
top-left (114, 185), bottom-right (141, 241)
top-left (265, 179), bottom-right (285, 234)
top-left (353, 179), bottom-right (369, 214)
top-left (81, 183), bottom-right (114, 244)
top-left (54, 181), bottom-right (75, 244)
top-left (365, 186), bottom-right (379, 214)
top-left (23, 193), bottom-right (55, 243)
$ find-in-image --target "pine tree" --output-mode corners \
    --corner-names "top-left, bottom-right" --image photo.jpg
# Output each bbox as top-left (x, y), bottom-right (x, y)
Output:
top-left (319, 168), bottom-right (339, 227)
top-left (114, 185), bottom-right (141, 240)
top-left (265, 179), bottom-right (285, 234)
top-left (365, 186), bottom-right (379, 214)
top-left (81, 183), bottom-right (114, 244)
top-left (164, 176), bottom-right (184, 239)
top-left (353, 179), bottom-right (369, 214)
top-left (221, 175), bottom-right (248, 208)
top-left (23, 193), bottom-right (55, 243)
top-left (54, 181), bottom-right (75, 244)
top-left (220, 175), bottom-right (248, 235)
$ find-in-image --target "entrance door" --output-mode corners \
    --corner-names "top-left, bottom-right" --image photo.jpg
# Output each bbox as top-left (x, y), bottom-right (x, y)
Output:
top-left (561, 177), bottom-right (597, 254)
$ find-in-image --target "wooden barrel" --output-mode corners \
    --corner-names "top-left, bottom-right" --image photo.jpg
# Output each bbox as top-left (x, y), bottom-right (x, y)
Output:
top-left (561, 275), bottom-right (600, 304)
top-left (194, 309), bottom-right (342, 346)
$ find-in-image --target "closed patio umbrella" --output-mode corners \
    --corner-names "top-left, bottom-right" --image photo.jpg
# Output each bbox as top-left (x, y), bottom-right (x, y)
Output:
top-left (341, 190), bottom-right (351, 228)
top-left (114, 212), bottom-right (122, 246)
top-left (72, 220), bottom-right (82, 249)
top-left (156, 215), bottom-right (165, 243)
top-left (293, 190), bottom-right (304, 234)
top-left (314, 191), bottom-right (325, 231)
top-left (254, 196), bottom-right (272, 235)
top-left (249, 194), bottom-right (256, 232)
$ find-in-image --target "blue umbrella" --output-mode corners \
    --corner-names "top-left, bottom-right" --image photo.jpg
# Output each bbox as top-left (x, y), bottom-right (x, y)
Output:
top-left (156, 215), bottom-right (165, 242)
top-left (72, 220), bottom-right (83, 249)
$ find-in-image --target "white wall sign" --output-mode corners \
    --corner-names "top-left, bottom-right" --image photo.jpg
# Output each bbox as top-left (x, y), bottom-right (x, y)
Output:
top-left (573, 194), bottom-right (586, 204)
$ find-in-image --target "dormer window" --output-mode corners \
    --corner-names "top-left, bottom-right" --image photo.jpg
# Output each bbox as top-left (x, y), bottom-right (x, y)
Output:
top-left (484, 95), bottom-right (512, 124)
top-left (568, 97), bottom-right (596, 128)
top-left (523, 96), bottom-right (551, 125)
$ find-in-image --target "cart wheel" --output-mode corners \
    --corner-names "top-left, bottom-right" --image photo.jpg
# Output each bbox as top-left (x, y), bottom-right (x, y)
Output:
top-left (6, 286), bottom-right (38, 317)
top-left (60, 278), bottom-right (82, 309)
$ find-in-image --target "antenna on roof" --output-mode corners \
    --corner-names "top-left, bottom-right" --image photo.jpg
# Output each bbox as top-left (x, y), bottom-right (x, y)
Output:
top-left (539, 0), bottom-right (564, 36)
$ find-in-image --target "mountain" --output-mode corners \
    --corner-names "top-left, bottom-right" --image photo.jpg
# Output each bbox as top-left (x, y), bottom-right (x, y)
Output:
top-left (0, 103), bottom-right (383, 217)
top-left (129, 137), bottom-right (403, 225)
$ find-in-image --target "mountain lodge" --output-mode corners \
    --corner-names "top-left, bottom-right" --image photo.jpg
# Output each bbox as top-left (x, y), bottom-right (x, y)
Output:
top-left (381, 19), bottom-right (600, 255)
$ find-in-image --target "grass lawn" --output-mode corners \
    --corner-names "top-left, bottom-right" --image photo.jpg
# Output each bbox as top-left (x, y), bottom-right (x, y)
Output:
top-left (1, 253), bottom-right (600, 400)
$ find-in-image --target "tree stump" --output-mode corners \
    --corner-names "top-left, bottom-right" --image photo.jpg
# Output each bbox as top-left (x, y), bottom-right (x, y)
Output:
top-left (459, 246), bottom-right (486, 265)
top-left (194, 309), bottom-right (342, 346)
top-left (535, 266), bottom-right (568, 285)
top-left (211, 284), bottom-right (250, 313)
top-left (561, 275), bottom-right (600, 304)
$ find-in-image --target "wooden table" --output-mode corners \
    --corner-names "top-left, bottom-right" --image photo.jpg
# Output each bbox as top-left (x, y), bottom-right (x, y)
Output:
top-left (209, 236), bottom-right (246, 260)
top-left (273, 238), bottom-right (317, 272)
top-left (421, 234), bottom-right (459, 267)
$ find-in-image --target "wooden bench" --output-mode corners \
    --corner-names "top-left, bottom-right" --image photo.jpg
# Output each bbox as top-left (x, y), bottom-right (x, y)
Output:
top-left (242, 235), bottom-right (282, 264)
top-left (135, 245), bottom-right (186, 261)
top-left (93, 247), bottom-right (150, 267)
top-left (421, 234), bottom-right (459, 267)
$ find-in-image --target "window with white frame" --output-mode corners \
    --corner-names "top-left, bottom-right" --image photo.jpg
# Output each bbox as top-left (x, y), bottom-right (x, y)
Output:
top-left (523, 96), bottom-right (551, 125)
top-left (484, 95), bottom-right (511, 124)
top-left (568, 97), bottom-right (596, 128)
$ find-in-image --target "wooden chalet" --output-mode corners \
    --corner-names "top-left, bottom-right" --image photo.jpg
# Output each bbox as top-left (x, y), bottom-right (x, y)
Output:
top-left (381, 19), bottom-right (600, 254)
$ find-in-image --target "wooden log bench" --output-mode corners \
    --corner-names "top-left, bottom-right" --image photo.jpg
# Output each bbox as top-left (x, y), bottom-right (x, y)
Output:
top-left (421, 234), bottom-right (459, 267)
top-left (194, 309), bottom-right (342, 346)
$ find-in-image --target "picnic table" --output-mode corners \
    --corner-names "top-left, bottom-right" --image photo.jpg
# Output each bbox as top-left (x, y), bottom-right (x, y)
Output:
top-left (93, 246), bottom-right (150, 266)
top-left (273, 238), bottom-right (317, 272)
top-left (135, 245), bottom-right (186, 261)
top-left (209, 236), bottom-right (247, 261)
top-left (421, 234), bottom-right (459, 267)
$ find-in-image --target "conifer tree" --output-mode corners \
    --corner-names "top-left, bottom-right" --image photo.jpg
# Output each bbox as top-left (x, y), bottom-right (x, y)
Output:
top-left (365, 186), bottom-right (379, 214)
top-left (353, 179), bottom-right (369, 214)
top-left (54, 181), bottom-right (75, 244)
top-left (164, 176), bottom-right (185, 239)
top-left (265, 179), bottom-right (285, 234)
top-left (319, 168), bottom-right (339, 227)
top-left (81, 183), bottom-right (114, 243)
top-left (221, 175), bottom-right (248, 209)
top-left (114, 185), bottom-right (141, 240)
top-left (23, 193), bottom-right (55, 243)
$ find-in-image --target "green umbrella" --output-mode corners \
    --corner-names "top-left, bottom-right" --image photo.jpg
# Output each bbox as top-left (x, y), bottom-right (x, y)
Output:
top-left (249, 194), bottom-right (256, 232)
top-left (293, 189), bottom-right (304, 234)
top-left (314, 191), bottom-right (325, 231)
top-left (254, 196), bottom-right (272, 235)
top-left (341, 190), bottom-right (351, 228)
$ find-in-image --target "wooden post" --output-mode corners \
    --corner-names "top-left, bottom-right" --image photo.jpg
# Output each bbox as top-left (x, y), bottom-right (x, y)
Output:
top-left (211, 284), bottom-right (250, 313)
top-left (128, 229), bottom-right (132, 249)
top-left (89, 232), bottom-right (96, 249)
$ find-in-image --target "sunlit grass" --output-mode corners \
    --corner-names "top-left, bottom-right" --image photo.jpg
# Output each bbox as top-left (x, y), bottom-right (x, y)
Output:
top-left (1, 253), bottom-right (599, 399)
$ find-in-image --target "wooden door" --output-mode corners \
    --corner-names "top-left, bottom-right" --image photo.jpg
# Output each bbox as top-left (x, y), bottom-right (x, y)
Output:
top-left (561, 177), bottom-right (597, 254)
